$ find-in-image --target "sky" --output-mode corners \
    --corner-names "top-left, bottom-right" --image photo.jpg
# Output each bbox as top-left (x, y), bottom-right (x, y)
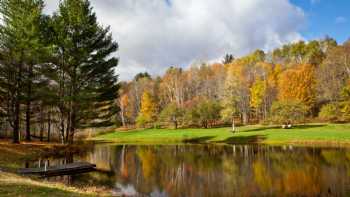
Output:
top-left (44, 0), bottom-right (350, 81)
top-left (291, 0), bottom-right (350, 43)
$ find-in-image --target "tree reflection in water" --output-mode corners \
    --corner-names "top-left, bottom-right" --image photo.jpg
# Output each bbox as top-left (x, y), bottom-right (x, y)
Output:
top-left (62, 144), bottom-right (350, 196)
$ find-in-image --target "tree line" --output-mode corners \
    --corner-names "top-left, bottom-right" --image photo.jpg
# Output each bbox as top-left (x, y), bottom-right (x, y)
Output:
top-left (118, 37), bottom-right (350, 130)
top-left (0, 0), bottom-right (119, 144)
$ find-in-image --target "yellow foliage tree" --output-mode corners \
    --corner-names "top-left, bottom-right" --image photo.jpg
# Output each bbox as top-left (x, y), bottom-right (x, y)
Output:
top-left (250, 62), bottom-right (281, 120)
top-left (137, 91), bottom-right (157, 127)
top-left (278, 64), bottom-right (316, 108)
top-left (267, 64), bottom-right (282, 89)
top-left (250, 78), bottom-right (267, 112)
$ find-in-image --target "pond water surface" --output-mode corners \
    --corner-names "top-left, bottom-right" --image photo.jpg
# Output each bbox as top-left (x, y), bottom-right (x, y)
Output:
top-left (30, 144), bottom-right (350, 197)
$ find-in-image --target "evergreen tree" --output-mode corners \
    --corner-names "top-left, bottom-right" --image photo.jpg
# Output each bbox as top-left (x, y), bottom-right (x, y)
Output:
top-left (222, 54), bottom-right (234, 64)
top-left (52, 0), bottom-right (119, 143)
top-left (0, 0), bottom-right (45, 143)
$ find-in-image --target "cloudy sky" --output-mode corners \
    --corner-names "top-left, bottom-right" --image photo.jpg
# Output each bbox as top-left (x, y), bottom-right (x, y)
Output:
top-left (44, 0), bottom-right (350, 80)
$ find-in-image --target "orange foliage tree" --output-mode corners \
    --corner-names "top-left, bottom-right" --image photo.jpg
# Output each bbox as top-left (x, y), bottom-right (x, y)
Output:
top-left (278, 64), bottom-right (316, 110)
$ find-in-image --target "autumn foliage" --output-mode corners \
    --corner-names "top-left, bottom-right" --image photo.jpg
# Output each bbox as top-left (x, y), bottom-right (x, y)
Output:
top-left (117, 39), bottom-right (350, 128)
top-left (136, 91), bottom-right (158, 127)
top-left (278, 64), bottom-right (316, 108)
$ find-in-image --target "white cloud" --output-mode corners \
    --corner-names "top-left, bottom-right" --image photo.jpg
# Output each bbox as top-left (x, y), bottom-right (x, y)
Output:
top-left (335, 16), bottom-right (347, 24)
top-left (44, 0), bottom-right (305, 80)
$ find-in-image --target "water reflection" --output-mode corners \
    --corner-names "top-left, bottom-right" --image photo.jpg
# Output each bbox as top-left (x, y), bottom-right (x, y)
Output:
top-left (51, 145), bottom-right (350, 196)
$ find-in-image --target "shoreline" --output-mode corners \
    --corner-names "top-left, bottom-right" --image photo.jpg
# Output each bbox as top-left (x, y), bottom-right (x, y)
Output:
top-left (93, 123), bottom-right (350, 148)
top-left (92, 139), bottom-right (350, 148)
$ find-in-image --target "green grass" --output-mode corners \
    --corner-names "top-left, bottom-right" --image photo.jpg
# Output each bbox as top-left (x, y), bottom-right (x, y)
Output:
top-left (94, 123), bottom-right (350, 146)
top-left (0, 172), bottom-right (104, 197)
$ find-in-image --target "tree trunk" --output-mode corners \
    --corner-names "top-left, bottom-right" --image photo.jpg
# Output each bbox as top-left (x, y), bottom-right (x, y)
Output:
top-left (60, 117), bottom-right (65, 144)
top-left (66, 96), bottom-right (72, 144)
top-left (121, 110), bottom-right (126, 127)
top-left (68, 65), bottom-right (78, 145)
top-left (232, 117), bottom-right (236, 132)
top-left (174, 120), bottom-right (178, 129)
top-left (68, 110), bottom-right (76, 144)
top-left (25, 65), bottom-right (33, 141)
top-left (13, 59), bottom-right (23, 144)
top-left (13, 100), bottom-right (20, 144)
top-left (66, 113), bottom-right (70, 143)
top-left (47, 112), bottom-right (51, 142)
top-left (25, 99), bottom-right (31, 141)
top-left (59, 51), bottom-right (66, 144)
top-left (203, 120), bottom-right (208, 129)
top-left (242, 112), bottom-right (248, 125)
top-left (40, 105), bottom-right (44, 142)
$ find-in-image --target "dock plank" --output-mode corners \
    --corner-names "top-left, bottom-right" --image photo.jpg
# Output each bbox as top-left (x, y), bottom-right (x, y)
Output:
top-left (18, 162), bottom-right (96, 177)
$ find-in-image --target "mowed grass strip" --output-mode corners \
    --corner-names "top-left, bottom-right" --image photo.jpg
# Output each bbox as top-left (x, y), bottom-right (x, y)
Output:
top-left (94, 124), bottom-right (350, 146)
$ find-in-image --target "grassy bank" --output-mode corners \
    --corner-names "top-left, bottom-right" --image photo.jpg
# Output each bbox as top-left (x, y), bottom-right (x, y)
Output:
top-left (94, 123), bottom-right (350, 146)
top-left (0, 141), bottom-right (110, 197)
top-left (0, 172), bottom-right (103, 197)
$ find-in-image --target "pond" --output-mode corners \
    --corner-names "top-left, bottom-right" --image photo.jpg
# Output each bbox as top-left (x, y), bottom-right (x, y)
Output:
top-left (29, 144), bottom-right (350, 196)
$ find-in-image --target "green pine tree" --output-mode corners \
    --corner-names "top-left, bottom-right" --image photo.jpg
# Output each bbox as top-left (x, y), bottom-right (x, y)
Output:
top-left (0, 0), bottom-right (46, 143)
top-left (51, 0), bottom-right (119, 144)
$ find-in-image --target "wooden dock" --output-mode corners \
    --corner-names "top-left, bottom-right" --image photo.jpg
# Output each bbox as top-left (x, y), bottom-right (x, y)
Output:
top-left (18, 162), bottom-right (96, 177)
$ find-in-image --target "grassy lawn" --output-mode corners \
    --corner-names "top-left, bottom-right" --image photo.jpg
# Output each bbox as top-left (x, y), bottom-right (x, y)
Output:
top-left (94, 123), bottom-right (350, 146)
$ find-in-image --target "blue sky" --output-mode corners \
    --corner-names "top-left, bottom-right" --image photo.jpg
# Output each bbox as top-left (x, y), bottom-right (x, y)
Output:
top-left (291, 0), bottom-right (350, 43)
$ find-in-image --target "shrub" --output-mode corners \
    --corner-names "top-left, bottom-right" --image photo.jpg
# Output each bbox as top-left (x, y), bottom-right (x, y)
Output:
top-left (159, 103), bottom-right (184, 129)
top-left (196, 100), bottom-right (222, 128)
top-left (319, 103), bottom-right (342, 122)
top-left (183, 99), bottom-right (222, 128)
top-left (136, 115), bottom-right (148, 128)
top-left (270, 100), bottom-right (308, 126)
top-left (183, 106), bottom-right (200, 127)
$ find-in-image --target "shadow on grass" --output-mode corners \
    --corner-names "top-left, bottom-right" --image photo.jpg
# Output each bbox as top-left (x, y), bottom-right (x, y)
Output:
top-left (243, 126), bottom-right (280, 132)
top-left (219, 135), bottom-right (266, 144)
top-left (182, 136), bottom-right (216, 144)
top-left (243, 124), bottom-right (327, 132)
top-left (291, 124), bottom-right (327, 129)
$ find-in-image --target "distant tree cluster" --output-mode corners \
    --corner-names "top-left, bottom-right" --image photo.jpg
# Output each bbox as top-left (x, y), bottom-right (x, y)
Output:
top-left (0, 0), bottom-right (119, 144)
top-left (118, 38), bottom-right (350, 129)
